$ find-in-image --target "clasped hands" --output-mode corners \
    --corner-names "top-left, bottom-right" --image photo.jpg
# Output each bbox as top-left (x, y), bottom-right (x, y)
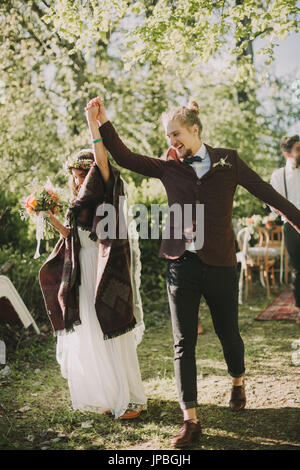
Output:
top-left (85, 96), bottom-right (107, 125)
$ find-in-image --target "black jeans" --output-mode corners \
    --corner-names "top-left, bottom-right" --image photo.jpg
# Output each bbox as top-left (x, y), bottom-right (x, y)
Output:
top-left (166, 251), bottom-right (245, 410)
top-left (284, 223), bottom-right (300, 308)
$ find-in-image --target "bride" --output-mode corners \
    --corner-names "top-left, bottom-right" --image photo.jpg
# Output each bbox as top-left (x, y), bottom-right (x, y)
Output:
top-left (39, 100), bottom-right (147, 419)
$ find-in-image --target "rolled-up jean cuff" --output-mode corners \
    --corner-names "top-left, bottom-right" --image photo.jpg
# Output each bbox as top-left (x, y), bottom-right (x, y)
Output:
top-left (180, 400), bottom-right (198, 410)
top-left (228, 370), bottom-right (245, 378)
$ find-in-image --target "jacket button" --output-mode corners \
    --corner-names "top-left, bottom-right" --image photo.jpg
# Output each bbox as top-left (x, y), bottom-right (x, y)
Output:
top-left (197, 180), bottom-right (202, 185)
top-left (195, 200), bottom-right (201, 204)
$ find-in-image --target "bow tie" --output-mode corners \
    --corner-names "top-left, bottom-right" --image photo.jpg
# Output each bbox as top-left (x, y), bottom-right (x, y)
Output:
top-left (184, 156), bottom-right (203, 164)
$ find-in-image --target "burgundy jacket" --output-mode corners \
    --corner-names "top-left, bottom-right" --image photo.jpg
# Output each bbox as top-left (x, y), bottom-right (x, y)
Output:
top-left (100, 121), bottom-right (300, 266)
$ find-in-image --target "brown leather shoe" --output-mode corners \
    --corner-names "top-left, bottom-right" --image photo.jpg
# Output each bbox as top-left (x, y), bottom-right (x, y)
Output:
top-left (171, 420), bottom-right (202, 448)
top-left (229, 381), bottom-right (246, 411)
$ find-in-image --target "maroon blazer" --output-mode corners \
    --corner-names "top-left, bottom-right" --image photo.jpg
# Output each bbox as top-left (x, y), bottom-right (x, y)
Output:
top-left (100, 121), bottom-right (300, 266)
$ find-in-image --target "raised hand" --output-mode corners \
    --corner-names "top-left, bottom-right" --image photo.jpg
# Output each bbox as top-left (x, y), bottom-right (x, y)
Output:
top-left (84, 96), bottom-right (110, 183)
top-left (85, 98), bottom-right (101, 123)
top-left (85, 96), bottom-right (108, 125)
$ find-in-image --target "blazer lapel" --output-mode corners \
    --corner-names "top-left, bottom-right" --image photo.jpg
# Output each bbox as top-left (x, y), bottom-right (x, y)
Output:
top-left (201, 144), bottom-right (226, 181)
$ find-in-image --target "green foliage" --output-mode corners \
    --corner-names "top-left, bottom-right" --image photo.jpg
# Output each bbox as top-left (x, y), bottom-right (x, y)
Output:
top-left (0, 191), bottom-right (30, 251)
top-left (139, 238), bottom-right (167, 304)
top-left (1, 0), bottom-right (299, 211)
top-left (0, 0), bottom-right (299, 327)
top-left (126, 178), bottom-right (166, 206)
top-left (45, 1), bottom-right (299, 74)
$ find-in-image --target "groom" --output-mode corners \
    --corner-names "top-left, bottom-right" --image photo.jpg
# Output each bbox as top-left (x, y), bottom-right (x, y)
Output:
top-left (86, 97), bottom-right (300, 447)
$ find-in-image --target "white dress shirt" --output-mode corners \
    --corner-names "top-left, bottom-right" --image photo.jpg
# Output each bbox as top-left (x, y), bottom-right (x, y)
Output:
top-left (185, 143), bottom-right (211, 251)
top-left (270, 158), bottom-right (300, 222)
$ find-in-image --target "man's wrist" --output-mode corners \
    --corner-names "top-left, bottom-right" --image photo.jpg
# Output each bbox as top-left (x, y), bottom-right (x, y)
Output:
top-left (98, 116), bottom-right (109, 126)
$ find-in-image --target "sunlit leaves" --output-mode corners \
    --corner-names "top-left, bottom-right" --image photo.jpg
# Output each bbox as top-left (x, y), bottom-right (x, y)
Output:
top-left (0, 0), bottom-right (299, 222)
top-left (45, 0), bottom-right (299, 75)
top-left (47, 0), bottom-right (128, 48)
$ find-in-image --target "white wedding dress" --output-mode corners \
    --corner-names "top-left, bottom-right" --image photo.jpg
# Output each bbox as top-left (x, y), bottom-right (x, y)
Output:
top-left (56, 227), bottom-right (147, 419)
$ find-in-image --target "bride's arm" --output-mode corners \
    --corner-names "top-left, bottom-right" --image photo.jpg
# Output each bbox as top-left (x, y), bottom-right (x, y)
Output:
top-left (85, 100), bottom-right (110, 183)
top-left (47, 211), bottom-right (70, 238)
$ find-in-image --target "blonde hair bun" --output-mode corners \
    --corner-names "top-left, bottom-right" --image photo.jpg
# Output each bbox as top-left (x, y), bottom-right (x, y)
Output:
top-left (188, 101), bottom-right (199, 115)
top-left (160, 101), bottom-right (203, 137)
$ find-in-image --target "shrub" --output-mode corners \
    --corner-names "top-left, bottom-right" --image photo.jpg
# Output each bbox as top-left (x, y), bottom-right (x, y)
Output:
top-left (0, 190), bottom-right (30, 251)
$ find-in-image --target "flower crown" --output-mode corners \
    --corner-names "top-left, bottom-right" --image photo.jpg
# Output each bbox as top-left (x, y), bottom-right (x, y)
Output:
top-left (66, 151), bottom-right (94, 174)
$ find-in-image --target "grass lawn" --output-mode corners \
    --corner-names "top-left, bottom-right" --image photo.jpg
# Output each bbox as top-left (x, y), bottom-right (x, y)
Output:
top-left (0, 284), bottom-right (299, 450)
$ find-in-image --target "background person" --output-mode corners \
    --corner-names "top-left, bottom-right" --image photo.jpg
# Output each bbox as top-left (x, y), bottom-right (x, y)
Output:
top-left (270, 135), bottom-right (300, 323)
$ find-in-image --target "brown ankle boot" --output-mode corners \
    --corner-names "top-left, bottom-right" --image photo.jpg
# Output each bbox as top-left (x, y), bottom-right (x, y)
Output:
top-left (229, 381), bottom-right (246, 411)
top-left (171, 420), bottom-right (202, 448)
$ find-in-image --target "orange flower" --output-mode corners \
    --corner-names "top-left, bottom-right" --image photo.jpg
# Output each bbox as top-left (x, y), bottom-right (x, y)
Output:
top-left (25, 194), bottom-right (38, 209)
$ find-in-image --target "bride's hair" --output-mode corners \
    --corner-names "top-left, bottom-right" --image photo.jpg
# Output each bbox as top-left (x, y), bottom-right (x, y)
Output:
top-left (68, 149), bottom-right (94, 198)
top-left (160, 100), bottom-right (203, 137)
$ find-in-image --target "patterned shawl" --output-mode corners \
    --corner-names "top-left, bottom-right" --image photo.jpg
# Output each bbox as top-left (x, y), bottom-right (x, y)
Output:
top-left (39, 162), bottom-right (144, 341)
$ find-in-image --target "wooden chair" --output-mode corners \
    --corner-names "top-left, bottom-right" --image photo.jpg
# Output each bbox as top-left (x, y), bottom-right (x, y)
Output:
top-left (248, 227), bottom-right (277, 296)
top-left (265, 225), bottom-right (292, 284)
top-left (237, 227), bottom-right (276, 302)
top-left (267, 225), bottom-right (286, 284)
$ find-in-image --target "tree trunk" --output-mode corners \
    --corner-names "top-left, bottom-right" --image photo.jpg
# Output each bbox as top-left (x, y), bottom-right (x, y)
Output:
top-left (235, 0), bottom-right (254, 103)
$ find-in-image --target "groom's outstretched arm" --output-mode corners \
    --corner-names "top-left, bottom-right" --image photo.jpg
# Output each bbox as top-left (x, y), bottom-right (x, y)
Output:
top-left (236, 152), bottom-right (300, 233)
top-left (100, 121), bottom-right (166, 179)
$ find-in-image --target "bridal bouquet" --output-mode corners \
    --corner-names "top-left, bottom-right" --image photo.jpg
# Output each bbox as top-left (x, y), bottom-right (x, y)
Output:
top-left (20, 179), bottom-right (65, 259)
